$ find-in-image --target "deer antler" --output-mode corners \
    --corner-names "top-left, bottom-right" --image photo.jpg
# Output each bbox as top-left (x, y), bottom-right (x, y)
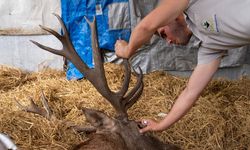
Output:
top-left (15, 91), bottom-right (53, 120)
top-left (15, 91), bottom-right (96, 133)
top-left (30, 14), bottom-right (143, 120)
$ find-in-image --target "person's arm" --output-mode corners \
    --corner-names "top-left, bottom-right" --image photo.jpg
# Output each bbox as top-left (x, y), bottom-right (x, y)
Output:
top-left (140, 58), bottom-right (221, 133)
top-left (115, 0), bottom-right (189, 58)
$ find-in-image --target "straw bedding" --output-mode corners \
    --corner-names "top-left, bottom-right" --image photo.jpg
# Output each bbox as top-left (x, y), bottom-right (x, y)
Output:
top-left (0, 64), bottom-right (249, 150)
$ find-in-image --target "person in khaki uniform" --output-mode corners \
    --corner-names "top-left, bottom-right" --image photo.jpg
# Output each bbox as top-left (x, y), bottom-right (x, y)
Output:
top-left (115, 0), bottom-right (250, 133)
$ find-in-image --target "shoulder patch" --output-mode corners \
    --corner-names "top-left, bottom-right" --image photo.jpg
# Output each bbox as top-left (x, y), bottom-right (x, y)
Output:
top-left (201, 14), bottom-right (220, 33)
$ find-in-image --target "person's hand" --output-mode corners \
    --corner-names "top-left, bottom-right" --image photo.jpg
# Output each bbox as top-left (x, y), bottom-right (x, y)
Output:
top-left (139, 119), bottom-right (162, 133)
top-left (115, 40), bottom-right (129, 58)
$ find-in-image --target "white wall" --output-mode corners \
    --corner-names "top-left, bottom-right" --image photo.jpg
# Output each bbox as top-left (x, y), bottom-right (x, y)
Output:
top-left (0, 35), bottom-right (63, 71)
top-left (0, 0), bottom-right (61, 35)
top-left (0, 0), bottom-right (63, 71)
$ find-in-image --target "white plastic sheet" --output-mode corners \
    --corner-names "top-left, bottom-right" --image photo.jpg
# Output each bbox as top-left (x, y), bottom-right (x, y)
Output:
top-left (106, 0), bottom-right (250, 79)
top-left (0, 0), bottom-right (61, 35)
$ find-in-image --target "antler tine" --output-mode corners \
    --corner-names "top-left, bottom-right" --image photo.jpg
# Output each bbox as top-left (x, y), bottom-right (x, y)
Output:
top-left (41, 91), bottom-right (52, 117)
top-left (123, 67), bottom-right (143, 100)
top-left (15, 96), bottom-right (51, 120)
top-left (31, 14), bottom-right (91, 75)
top-left (53, 13), bottom-right (69, 39)
top-left (124, 67), bottom-right (143, 110)
top-left (116, 60), bottom-right (131, 97)
top-left (113, 66), bottom-right (143, 120)
top-left (39, 25), bottom-right (62, 40)
top-left (83, 16), bottom-right (115, 95)
top-left (30, 40), bottom-right (66, 56)
top-left (84, 16), bottom-right (106, 75)
top-left (125, 82), bottom-right (144, 111)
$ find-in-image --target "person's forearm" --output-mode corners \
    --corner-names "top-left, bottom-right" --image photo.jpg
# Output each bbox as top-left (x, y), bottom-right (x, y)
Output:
top-left (125, 0), bottom-right (188, 58)
top-left (156, 59), bottom-right (221, 131)
top-left (157, 87), bottom-right (200, 130)
top-left (125, 25), bottom-right (156, 58)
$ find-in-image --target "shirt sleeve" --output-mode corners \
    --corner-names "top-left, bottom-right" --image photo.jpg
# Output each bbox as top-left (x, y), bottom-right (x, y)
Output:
top-left (197, 46), bottom-right (228, 64)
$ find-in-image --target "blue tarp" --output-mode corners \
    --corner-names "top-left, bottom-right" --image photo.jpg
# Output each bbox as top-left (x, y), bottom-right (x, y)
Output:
top-left (61, 0), bottom-right (131, 80)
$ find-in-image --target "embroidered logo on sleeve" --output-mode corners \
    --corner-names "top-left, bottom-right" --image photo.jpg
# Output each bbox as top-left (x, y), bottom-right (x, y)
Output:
top-left (201, 14), bottom-right (219, 33)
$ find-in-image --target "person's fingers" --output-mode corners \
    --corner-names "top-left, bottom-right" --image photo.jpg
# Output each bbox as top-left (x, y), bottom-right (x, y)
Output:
top-left (115, 41), bottom-right (123, 48)
top-left (115, 41), bottom-right (119, 46)
top-left (139, 119), bottom-right (155, 133)
top-left (116, 39), bottom-right (122, 43)
top-left (139, 126), bottom-right (151, 133)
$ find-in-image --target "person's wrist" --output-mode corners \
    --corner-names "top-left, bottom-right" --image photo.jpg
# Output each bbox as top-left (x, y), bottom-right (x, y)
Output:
top-left (155, 120), bottom-right (168, 131)
top-left (124, 45), bottom-right (132, 58)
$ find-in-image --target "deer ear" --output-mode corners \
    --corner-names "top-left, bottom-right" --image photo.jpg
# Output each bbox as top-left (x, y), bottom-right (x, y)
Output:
top-left (82, 108), bottom-right (115, 128)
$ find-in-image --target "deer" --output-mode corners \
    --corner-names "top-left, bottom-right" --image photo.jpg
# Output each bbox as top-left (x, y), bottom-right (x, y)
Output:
top-left (16, 14), bottom-right (180, 150)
